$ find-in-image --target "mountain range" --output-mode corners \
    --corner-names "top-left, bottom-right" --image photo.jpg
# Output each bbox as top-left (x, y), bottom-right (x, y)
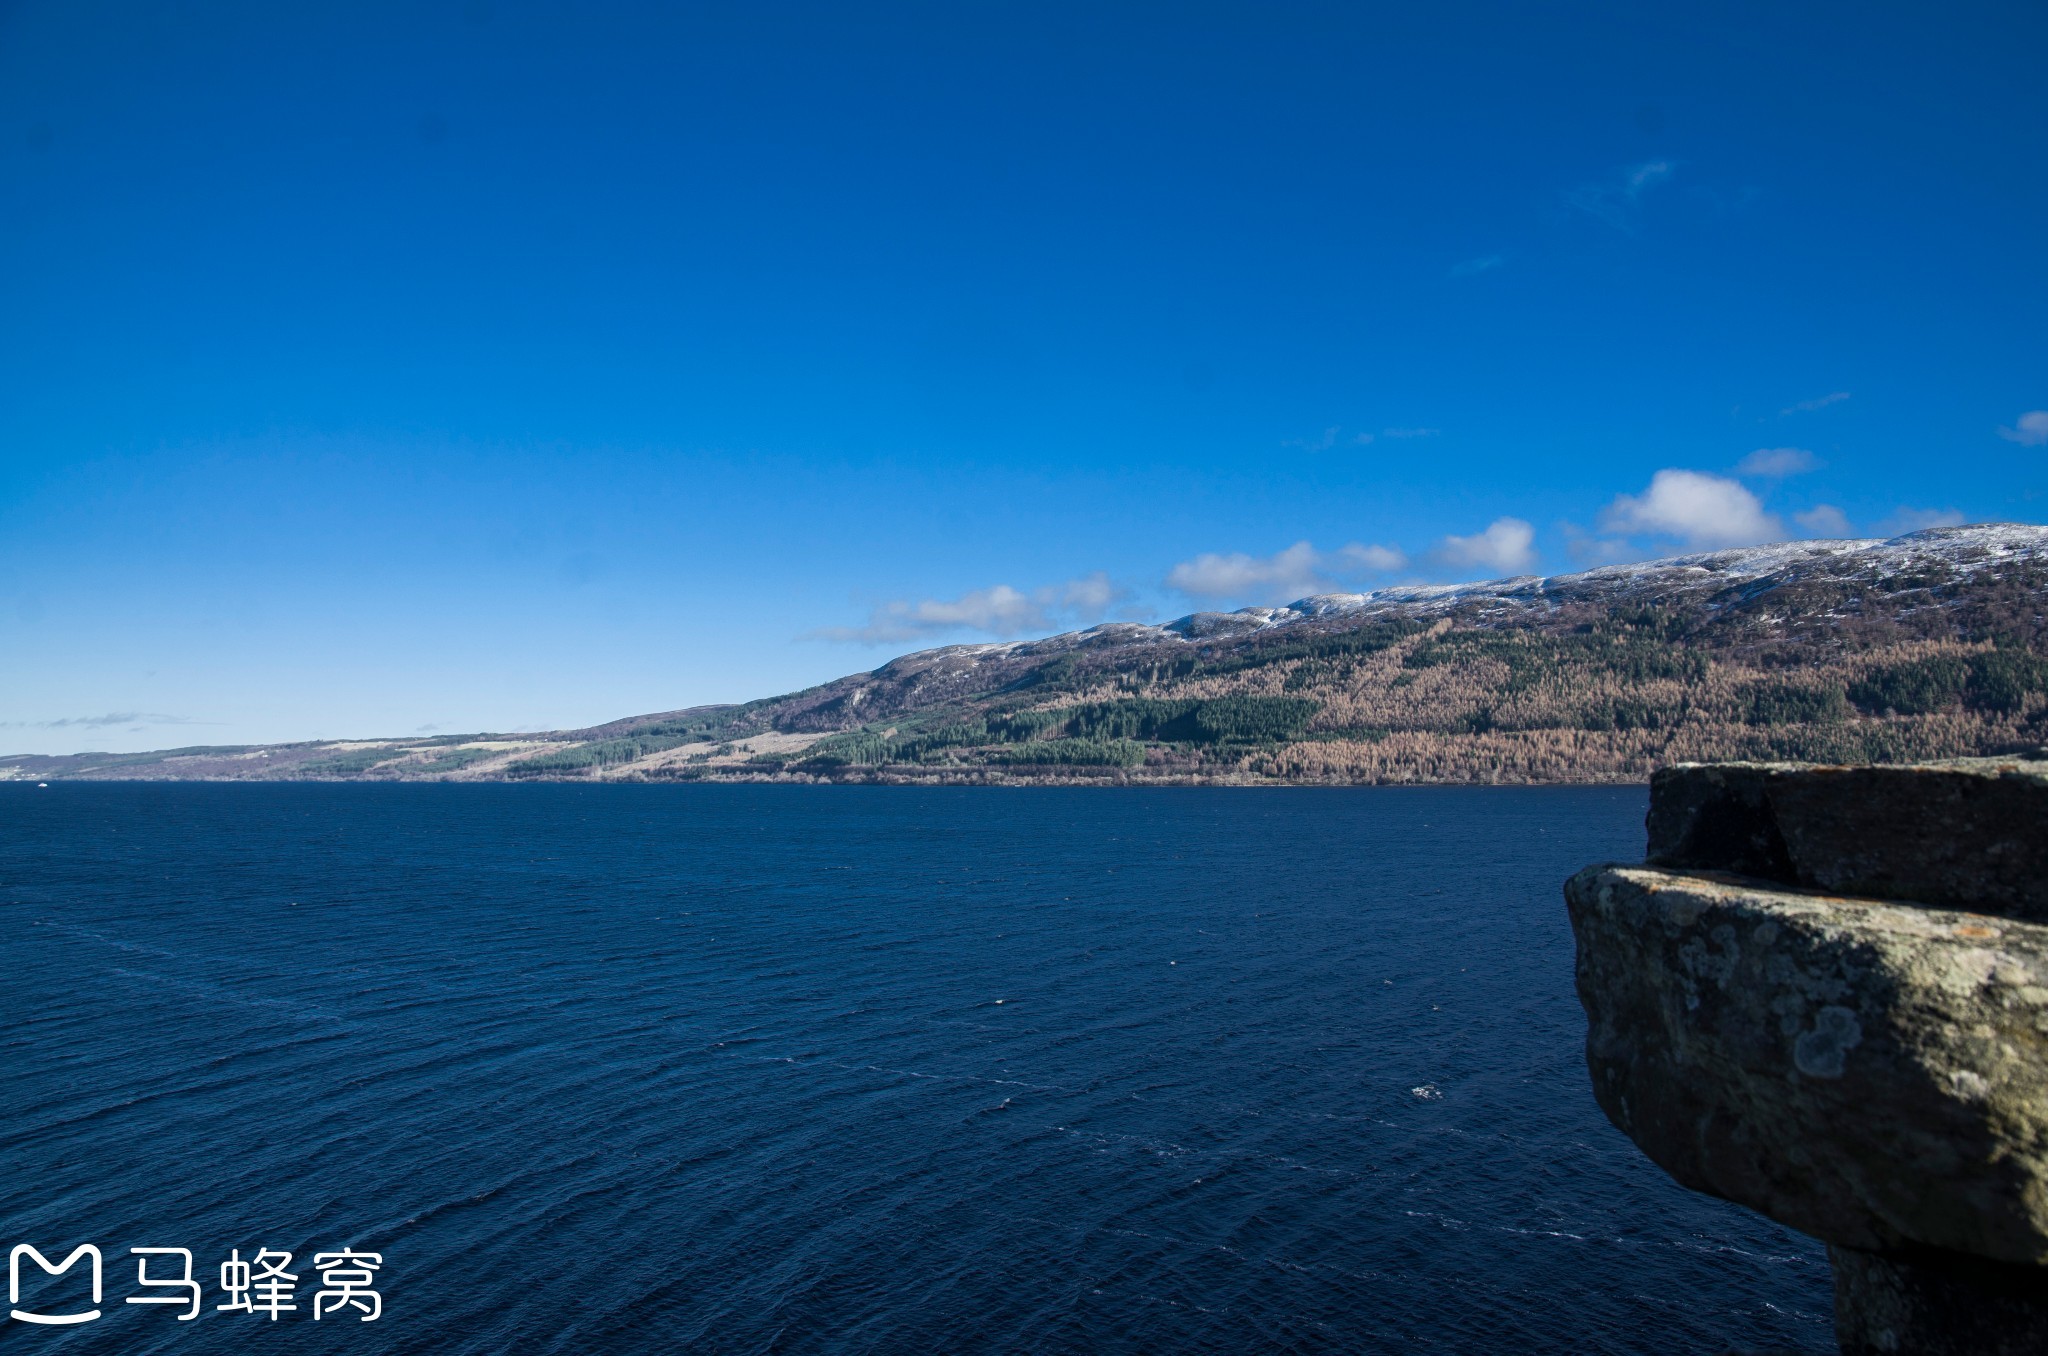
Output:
top-left (8, 523), bottom-right (2047, 786)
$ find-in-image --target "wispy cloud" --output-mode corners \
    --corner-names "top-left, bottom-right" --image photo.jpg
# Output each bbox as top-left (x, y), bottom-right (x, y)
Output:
top-left (1564, 159), bottom-right (1675, 231)
top-left (1559, 523), bottom-right (1639, 565)
top-left (1450, 254), bottom-right (1503, 278)
top-left (0, 712), bottom-right (202, 730)
top-left (1433, 517), bottom-right (1537, 573)
top-left (1737, 446), bottom-right (1819, 478)
top-left (1166, 540), bottom-right (1407, 603)
top-left (1285, 426), bottom-right (1390, 450)
top-left (815, 573), bottom-right (1128, 645)
top-left (1282, 426), bottom-right (1342, 452)
top-left (1379, 427), bottom-right (1441, 439)
top-left (1880, 507), bottom-right (1967, 535)
top-left (1625, 160), bottom-right (1675, 192)
top-left (1335, 543), bottom-right (1407, 572)
top-left (1601, 469), bottom-right (1781, 548)
top-left (1779, 391), bottom-right (1850, 416)
top-left (1794, 504), bottom-right (1853, 538)
top-left (1168, 543), bottom-right (1322, 600)
top-left (1997, 410), bottom-right (2048, 447)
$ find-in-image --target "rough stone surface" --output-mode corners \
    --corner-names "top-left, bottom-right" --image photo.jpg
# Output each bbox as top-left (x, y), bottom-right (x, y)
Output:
top-left (1829, 1244), bottom-right (2048, 1355)
top-left (1645, 756), bottom-right (2048, 922)
top-left (1566, 864), bottom-right (2048, 1263)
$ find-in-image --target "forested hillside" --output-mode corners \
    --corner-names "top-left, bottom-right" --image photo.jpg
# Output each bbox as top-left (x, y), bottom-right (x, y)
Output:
top-left (9, 525), bottom-right (2047, 786)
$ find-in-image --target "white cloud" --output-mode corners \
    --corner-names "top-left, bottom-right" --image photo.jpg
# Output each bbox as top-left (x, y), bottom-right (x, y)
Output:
top-left (1434, 517), bottom-right (1537, 573)
top-left (1564, 159), bottom-right (1675, 230)
top-left (1055, 572), bottom-right (1121, 612)
top-left (1794, 504), bottom-right (1853, 537)
top-left (870, 585), bottom-right (1043, 637)
top-left (1737, 446), bottom-right (1819, 478)
top-left (1881, 507), bottom-right (1967, 535)
top-left (1559, 523), bottom-right (1640, 565)
top-left (1450, 254), bottom-right (1503, 278)
top-left (1166, 540), bottom-right (1407, 602)
top-left (1380, 426), bottom-right (1441, 439)
top-left (1600, 469), bottom-right (1782, 548)
top-left (1335, 543), bottom-right (1407, 572)
top-left (1779, 391), bottom-right (1850, 415)
top-left (1997, 411), bottom-right (2048, 447)
top-left (817, 572), bottom-right (1127, 644)
top-left (0, 712), bottom-right (212, 733)
top-left (1168, 542), bottom-right (1322, 599)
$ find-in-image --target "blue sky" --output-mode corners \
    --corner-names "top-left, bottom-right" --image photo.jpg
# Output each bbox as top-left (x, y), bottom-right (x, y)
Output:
top-left (3, 1), bottom-right (2044, 752)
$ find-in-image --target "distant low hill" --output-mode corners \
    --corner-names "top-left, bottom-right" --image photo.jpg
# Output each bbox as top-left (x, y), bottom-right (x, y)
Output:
top-left (10, 524), bottom-right (2048, 786)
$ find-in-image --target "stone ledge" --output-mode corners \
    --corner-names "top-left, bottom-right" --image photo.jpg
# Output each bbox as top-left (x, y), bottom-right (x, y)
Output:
top-left (1565, 863), bottom-right (2048, 1263)
top-left (1829, 1244), bottom-right (2048, 1356)
top-left (1645, 755), bottom-right (2048, 921)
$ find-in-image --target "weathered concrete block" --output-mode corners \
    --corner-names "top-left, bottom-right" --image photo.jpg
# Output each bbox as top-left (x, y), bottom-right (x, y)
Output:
top-left (1645, 756), bottom-right (2048, 922)
top-left (1566, 864), bottom-right (2048, 1263)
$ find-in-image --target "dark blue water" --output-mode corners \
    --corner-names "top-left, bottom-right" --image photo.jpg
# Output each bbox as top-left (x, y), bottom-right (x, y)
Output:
top-left (1, 785), bottom-right (1831, 1353)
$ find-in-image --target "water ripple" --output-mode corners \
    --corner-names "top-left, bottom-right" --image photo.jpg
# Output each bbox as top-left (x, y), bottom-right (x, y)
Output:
top-left (0, 783), bottom-right (1830, 1353)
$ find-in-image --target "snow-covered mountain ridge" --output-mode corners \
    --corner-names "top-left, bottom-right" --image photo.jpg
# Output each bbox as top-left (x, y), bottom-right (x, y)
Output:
top-left (957, 523), bottom-right (2048, 655)
top-left (1247, 521), bottom-right (2042, 622)
top-left (846, 523), bottom-right (2046, 681)
top-left (7, 524), bottom-right (2045, 785)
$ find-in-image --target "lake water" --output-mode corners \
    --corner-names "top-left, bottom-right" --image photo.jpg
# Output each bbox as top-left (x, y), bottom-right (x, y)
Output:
top-left (1, 784), bottom-right (1833, 1353)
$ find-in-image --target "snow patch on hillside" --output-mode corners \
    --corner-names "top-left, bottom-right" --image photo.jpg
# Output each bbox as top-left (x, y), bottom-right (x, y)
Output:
top-left (867, 525), bottom-right (2047, 676)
